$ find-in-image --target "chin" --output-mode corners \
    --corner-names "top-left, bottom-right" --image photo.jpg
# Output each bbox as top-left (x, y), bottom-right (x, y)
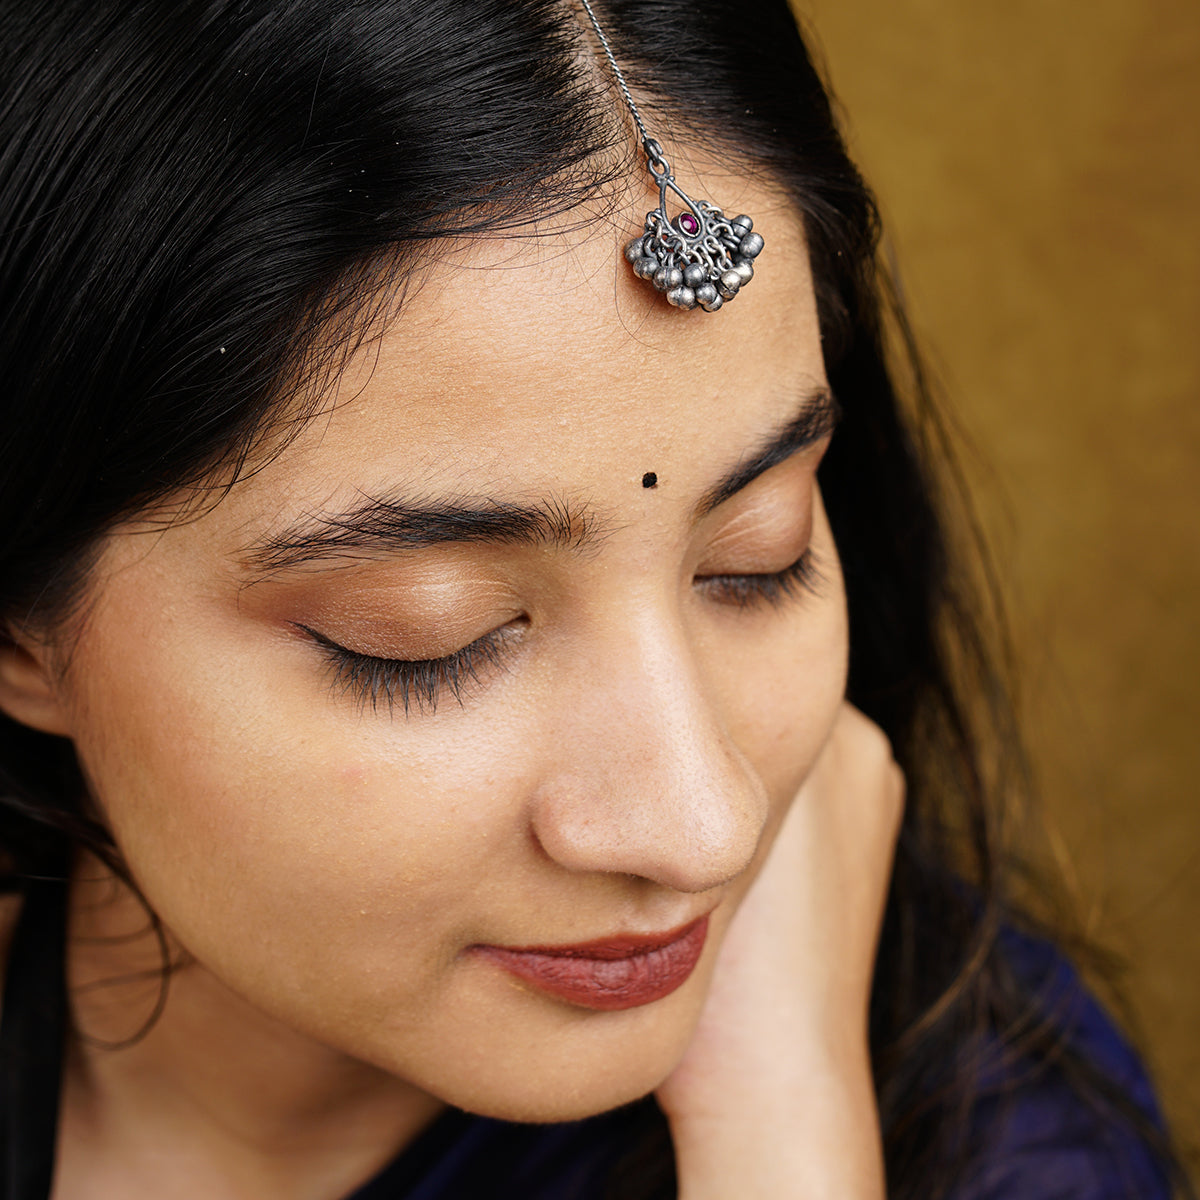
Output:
top-left (434, 1064), bottom-right (669, 1126)
top-left (388, 998), bottom-right (697, 1125)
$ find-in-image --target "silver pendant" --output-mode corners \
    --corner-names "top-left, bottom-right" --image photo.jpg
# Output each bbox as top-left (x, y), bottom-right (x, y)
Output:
top-left (623, 139), bottom-right (764, 312)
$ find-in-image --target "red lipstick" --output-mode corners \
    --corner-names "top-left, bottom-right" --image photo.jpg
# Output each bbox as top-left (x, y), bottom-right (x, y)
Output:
top-left (475, 916), bottom-right (709, 1011)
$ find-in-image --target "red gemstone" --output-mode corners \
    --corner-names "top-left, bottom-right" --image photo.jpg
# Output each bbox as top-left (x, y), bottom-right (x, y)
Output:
top-left (679, 213), bottom-right (699, 235)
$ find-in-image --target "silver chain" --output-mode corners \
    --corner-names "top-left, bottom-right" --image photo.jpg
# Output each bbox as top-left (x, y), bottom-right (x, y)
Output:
top-left (577, 0), bottom-right (660, 165)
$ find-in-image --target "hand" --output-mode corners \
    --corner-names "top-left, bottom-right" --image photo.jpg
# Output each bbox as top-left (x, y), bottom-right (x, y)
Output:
top-left (656, 702), bottom-right (904, 1199)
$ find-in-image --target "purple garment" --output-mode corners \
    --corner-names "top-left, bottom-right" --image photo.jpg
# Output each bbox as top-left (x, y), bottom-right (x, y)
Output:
top-left (343, 931), bottom-right (1170, 1200)
top-left (345, 1104), bottom-right (646, 1200)
top-left (947, 928), bottom-right (1170, 1200)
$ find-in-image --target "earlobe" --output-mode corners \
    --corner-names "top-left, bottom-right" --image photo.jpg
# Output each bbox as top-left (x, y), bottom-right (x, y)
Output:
top-left (0, 634), bottom-right (73, 737)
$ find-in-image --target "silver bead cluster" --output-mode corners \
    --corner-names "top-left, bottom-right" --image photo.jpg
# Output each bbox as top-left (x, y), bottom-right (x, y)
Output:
top-left (624, 207), bottom-right (764, 313)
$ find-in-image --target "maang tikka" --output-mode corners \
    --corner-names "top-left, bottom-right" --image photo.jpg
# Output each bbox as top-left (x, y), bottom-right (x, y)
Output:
top-left (578, 0), bottom-right (764, 312)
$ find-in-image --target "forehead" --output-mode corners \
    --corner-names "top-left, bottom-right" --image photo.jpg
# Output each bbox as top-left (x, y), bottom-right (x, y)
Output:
top-left (219, 170), bottom-right (826, 535)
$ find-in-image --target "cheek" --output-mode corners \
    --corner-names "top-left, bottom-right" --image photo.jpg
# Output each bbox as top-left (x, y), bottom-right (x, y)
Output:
top-left (62, 585), bottom-right (536, 1007)
top-left (705, 558), bottom-right (849, 810)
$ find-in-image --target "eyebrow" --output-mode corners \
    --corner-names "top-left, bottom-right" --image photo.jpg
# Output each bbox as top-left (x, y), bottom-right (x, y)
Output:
top-left (241, 386), bottom-right (839, 574)
top-left (242, 495), bottom-right (597, 573)
top-left (694, 386), bottom-right (839, 518)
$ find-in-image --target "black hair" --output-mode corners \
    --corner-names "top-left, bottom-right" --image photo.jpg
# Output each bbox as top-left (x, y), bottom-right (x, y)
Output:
top-left (0, 1), bottom-right (1191, 1197)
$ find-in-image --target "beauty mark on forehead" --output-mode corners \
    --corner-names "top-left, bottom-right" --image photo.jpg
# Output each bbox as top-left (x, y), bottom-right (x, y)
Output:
top-left (237, 386), bottom-right (838, 575)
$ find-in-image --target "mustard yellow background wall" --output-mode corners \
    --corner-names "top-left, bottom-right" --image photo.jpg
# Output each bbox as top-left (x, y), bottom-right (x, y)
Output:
top-left (794, 0), bottom-right (1200, 1159)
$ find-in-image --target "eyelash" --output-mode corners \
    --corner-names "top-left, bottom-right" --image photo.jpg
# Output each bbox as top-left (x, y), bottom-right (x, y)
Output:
top-left (301, 549), bottom-right (821, 716)
top-left (300, 624), bottom-right (517, 717)
top-left (697, 547), bottom-right (822, 609)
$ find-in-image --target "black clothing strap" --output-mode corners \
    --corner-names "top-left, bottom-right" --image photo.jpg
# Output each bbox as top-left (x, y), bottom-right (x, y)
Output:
top-left (0, 875), bottom-right (68, 1200)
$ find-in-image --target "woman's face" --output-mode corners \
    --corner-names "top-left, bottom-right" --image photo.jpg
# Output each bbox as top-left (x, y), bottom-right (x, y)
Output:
top-left (39, 169), bottom-right (848, 1120)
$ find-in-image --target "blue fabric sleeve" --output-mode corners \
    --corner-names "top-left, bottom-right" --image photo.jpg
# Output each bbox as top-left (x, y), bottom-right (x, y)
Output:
top-left (950, 928), bottom-right (1171, 1200)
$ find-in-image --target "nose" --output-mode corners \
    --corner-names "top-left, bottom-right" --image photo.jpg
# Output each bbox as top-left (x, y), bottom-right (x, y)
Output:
top-left (528, 618), bottom-right (769, 894)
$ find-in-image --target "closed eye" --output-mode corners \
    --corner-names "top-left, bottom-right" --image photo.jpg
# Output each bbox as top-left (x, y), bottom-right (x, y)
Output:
top-left (695, 548), bottom-right (822, 609)
top-left (295, 622), bottom-right (519, 716)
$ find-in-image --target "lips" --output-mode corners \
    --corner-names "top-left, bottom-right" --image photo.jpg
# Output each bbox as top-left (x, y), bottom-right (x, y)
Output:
top-left (474, 916), bottom-right (709, 1011)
